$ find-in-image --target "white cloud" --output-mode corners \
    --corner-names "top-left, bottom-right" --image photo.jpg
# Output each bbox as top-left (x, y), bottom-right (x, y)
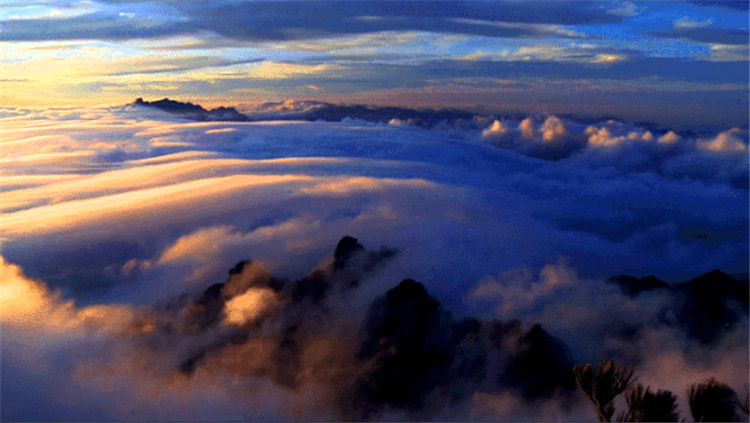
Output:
top-left (674, 17), bottom-right (714, 29)
top-left (709, 43), bottom-right (749, 62)
top-left (482, 120), bottom-right (509, 139)
top-left (519, 117), bottom-right (535, 138)
top-left (223, 287), bottom-right (279, 325)
top-left (608, 1), bottom-right (640, 17)
top-left (540, 116), bottom-right (568, 142)
top-left (658, 130), bottom-right (681, 144)
top-left (0, 256), bottom-right (133, 334)
top-left (698, 128), bottom-right (748, 152)
top-left (0, 104), bottom-right (747, 421)
top-left (468, 259), bottom-right (577, 316)
top-left (591, 53), bottom-right (626, 64)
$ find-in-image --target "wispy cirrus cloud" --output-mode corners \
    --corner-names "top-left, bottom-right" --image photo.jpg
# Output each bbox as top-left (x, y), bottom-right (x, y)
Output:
top-left (0, 1), bottom-right (621, 43)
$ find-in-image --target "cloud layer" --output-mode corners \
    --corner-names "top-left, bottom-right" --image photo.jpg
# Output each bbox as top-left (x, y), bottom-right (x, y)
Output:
top-left (1, 104), bottom-right (747, 420)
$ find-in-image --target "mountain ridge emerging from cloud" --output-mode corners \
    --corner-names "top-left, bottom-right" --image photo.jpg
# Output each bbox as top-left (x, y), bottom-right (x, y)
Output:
top-left (117, 236), bottom-right (750, 418)
top-left (134, 97), bottom-right (249, 121)
top-left (134, 97), bottom-right (487, 128)
top-left (132, 97), bottom-right (725, 137)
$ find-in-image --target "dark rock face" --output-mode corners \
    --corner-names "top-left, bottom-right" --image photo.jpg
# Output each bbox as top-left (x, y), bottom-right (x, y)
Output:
top-left (350, 280), bottom-right (577, 419)
top-left (134, 97), bottom-right (206, 114)
top-left (607, 269), bottom-right (749, 344)
top-left (502, 324), bottom-right (576, 401)
top-left (163, 236), bottom-right (397, 381)
top-left (675, 269), bottom-right (749, 344)
top-left (129, 234), bottom-right (745, 420)
top-left (354, 279), bottom-right (456, 417)
top-left (334, 236), bottom-right (365, 270)
top-left (609, 274), bottom-right (671, 297)
top-left (273, 326), bottom-right (304, 389)
top-left (291, 270), bottom-right (329, 305)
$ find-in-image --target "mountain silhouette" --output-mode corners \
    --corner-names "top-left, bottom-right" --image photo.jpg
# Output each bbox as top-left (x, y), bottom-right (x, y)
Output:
top-left (133, 98), bottom-right (249, 121)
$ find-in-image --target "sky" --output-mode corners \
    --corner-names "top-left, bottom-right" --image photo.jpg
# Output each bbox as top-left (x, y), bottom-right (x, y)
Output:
top-left (1, 1), bottom-right (749, 421)
top-left (1, 0), bottom-right (749, 128)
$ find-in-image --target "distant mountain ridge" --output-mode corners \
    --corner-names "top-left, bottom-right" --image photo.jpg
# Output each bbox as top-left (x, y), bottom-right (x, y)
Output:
top-left (131, 97), bottom-right (708, 136)
top-left (250, 99), bottom-right (482, 128)
top-left (133, 97), bottom-right (249, 121)
top-left (608, 269), bottom-right (749, 344)
top-left (132, 97), bottom-right (485, 128)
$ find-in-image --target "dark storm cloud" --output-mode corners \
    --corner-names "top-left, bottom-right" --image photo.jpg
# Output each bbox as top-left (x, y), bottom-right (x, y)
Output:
top-left (1, 1), bottom-right (619, 42)
top-left (650, 27), bottom-right (750, 46)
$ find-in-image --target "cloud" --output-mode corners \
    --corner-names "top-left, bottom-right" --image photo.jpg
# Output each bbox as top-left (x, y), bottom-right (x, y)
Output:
top-left (519, 117), bottom-right (536, 138)
top-left (674, 16), bottom-right (714, 29)
top-left (2, 105), bottom-right (746, 295)
top-left (608, 1), bottom-right (641, 17)
top-left (479, 115), bottom-right (748, 187)
top-left (223, 287), bottom-right (280, 325)
top-left (0, 104), bottom-right (747, 419)
top-left (469, 259), bottom-right (577, 316)
top-left (4, 241), bottom-right (744, 420)
top-left (0, 11), bottom-right (191, 42)
top-left (0, 1), bottom-right (621, 43)
top-left (540, 116), bottom-right (568, 142)
top-left (709, 43), bottom-right (749, 62)
top-left (650, 27), bottom-right (750, 46)
top-left (0, 256), bottom-right (133, 336)
top-left (591, 53), bottom-right (626, 63)
top-left (685, 0), bottom-right (750, 11)
top-left (0, 174), bottom-right (314, 238)
top-left (481, 115), bottom-right (584, 159)
top-left (464, 259), bottom-right (748, 413)
top-left (586, 126), bottom-right (627, 147)
top-left (482, 120), bottom-right (509, 139)
top-left (698, 128), bottom-right (748, 152)
top-left (657, 130), bottom-right (681, 144)
top-left (1, 158), bottom-right (253, 212)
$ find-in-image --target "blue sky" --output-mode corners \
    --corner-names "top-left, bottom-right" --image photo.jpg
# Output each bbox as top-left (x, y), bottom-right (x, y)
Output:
top-left (2, 1), bottom-right (748, 126)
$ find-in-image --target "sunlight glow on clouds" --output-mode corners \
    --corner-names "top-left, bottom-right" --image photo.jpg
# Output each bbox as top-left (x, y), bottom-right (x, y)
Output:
top-left (0, 1), bottom-right (748, 420)
top-left (0, 257), bottom-right (133, 333)
top-left (1, 1), bottom-right (747, 127)
top-left (0, 100), bottom-right (747, 421)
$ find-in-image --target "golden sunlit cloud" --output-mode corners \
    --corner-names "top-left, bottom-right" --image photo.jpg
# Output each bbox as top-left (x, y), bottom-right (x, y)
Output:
top-left (1, 2), bottom-right (747, 421)
top-left (591, 53), bottom-right (626, 64)
top-left (0, 174), bottom-right (312, 237)
top-left (223, 287), bottom-right (280, 325)
top-left (1, 159), bottom-right (252, 212)
top-left (0, 256), bottom-right (133, 332)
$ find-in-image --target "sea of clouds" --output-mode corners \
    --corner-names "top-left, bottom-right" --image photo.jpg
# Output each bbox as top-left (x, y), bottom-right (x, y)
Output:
top-left (1, 103), bottom-right (747, 420)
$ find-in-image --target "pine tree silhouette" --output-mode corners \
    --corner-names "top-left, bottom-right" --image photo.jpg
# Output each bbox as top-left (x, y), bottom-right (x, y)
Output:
top-left (688, 378), bottom-right (740, 422)
top-left (618, 384), bottom-right (679, 422)
top-left (735, 383), bottom-right (749, 417)
top-left (573, 359), bottom-right (636, 422)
